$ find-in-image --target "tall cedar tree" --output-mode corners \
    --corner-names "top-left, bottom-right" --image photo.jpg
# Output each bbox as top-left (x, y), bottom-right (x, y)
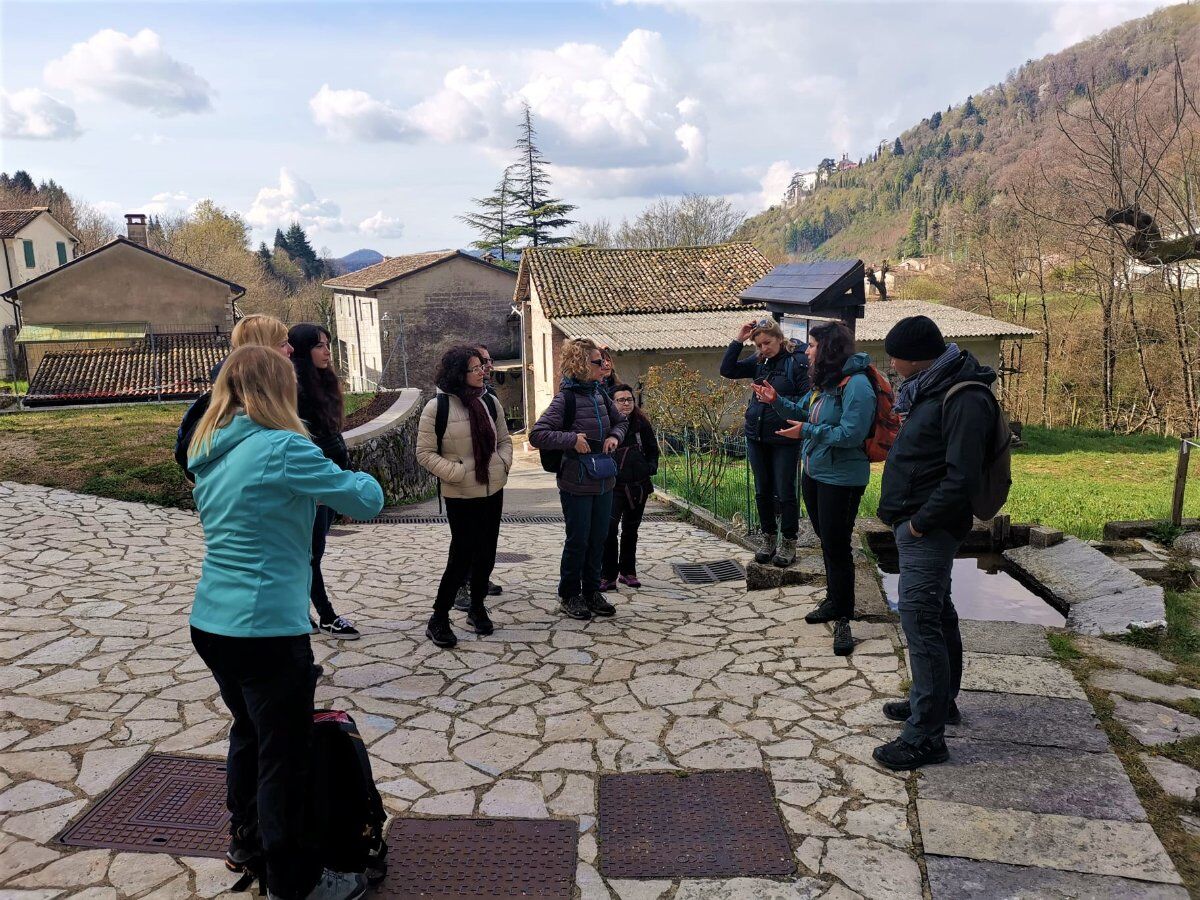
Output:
top-left (458, 165), bottom-right (520, 264)
top-left (893, 137), bottom-right (905, 155)
top-left (511, 104), bottom-right (576, 247)
top-left (273, 228), bottom-right (289, 253)
top-left (283, 223), bottom-right (325, 280)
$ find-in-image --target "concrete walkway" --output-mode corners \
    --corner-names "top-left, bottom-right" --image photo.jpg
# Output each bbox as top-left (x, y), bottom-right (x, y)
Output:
top-left (0, 464), bottom-right (1187, 898)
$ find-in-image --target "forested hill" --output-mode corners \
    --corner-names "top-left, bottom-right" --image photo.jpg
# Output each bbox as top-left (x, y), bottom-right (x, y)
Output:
top-left (737, 2), bottom-right (1200, 263)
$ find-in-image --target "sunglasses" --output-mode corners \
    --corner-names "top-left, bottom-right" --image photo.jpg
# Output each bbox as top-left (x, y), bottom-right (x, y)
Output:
top-left (589, 358), bottom-right (605, 366)
top-left (752, 318), bottom-right (773, 330)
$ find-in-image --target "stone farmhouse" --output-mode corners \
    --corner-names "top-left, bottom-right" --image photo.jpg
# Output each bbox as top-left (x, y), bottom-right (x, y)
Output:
top-left (515, 242), bottom-right (1037, 423)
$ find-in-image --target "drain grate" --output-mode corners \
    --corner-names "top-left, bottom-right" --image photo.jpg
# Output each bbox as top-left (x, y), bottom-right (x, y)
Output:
top-left (376, 818), bottom-right (576, 898)
top-left (672, 559), bottom-right (745, 585)
top-left (369, 513), bottom-right (674, 525)
top-left (494, 552), bottom-right (533, 563)
top-left (598, 771), bottom-right (793, 878)
top-left (57, 754), bottom-right (229, 858)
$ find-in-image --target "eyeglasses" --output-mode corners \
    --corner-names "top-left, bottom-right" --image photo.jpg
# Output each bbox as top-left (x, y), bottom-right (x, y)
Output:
top-left (753, 318), bottom-right (773, 330)
top-left (614, 397), bottom-right (635, 404)
top-left (467, 365), bottom-right (486, 374)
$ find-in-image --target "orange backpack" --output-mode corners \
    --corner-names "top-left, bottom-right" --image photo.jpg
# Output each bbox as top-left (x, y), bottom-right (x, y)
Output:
top-left (839, 366), bottom-right (900, 463)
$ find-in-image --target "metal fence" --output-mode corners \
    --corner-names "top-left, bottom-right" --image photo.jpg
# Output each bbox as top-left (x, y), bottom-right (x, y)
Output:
top-left (653, 429), bottom-right (762, 534)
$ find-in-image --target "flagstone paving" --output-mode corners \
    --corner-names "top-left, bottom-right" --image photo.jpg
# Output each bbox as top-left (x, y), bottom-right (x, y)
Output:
top-left (0, 474), bottom-right (1188, 899)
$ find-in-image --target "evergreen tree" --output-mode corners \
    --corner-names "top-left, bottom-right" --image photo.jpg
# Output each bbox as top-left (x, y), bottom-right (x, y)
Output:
top-left (963, 95), bottom-right (978, 118)
top-left (283, 223), bottom-right (324, 280)
top-left (510, 104), bottom-right (576, 248)
top-left (10, 170), bottom-right (35, 193)
top-left (257, 242), bottom-right (273, 268)
top-left (897, 208), bottom-right (924, 258)
top-left (273, 228), bottom-right (289, 254)
top-left (893, 137), bottom-right (905, 156)
top-left (929, 111), bottom-right (942, 130)
top-left (457, 165), bottom-right (520, 264)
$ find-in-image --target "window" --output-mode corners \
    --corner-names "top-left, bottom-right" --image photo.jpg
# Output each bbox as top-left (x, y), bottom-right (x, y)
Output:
top-left (56, 242), bottom-right (68, 266)
top-left (22, 240), bottom-right (35, 268)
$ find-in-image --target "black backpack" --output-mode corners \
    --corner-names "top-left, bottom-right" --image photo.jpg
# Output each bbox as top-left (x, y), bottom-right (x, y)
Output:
top-left (942, 382), bottom-right (1013, 520)
top-left (538, 390), bottom-right (577, 473)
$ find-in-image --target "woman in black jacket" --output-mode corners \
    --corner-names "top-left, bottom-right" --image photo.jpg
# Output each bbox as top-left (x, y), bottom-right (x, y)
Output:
top-left (288, 323), bottom-right (359, 640)
top-left (601, 385), bottom-right (659, 590)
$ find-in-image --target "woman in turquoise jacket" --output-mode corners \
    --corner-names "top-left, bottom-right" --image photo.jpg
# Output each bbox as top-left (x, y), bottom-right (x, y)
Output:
top-left (753, 321), bottom-right (875, 658)
top-left (188, 345), bottom-right (383, 900)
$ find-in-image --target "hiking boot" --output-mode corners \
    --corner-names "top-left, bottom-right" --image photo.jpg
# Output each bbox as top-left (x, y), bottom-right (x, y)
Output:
top-left (882, 699), bottom-right (963, 726)
top-left (832, 618), bottom-right (854, 656)
top-left (487, 580), bottom-right (502, 596)
top-left (619, 572), bottom-right (641, 588)
top-left (872, 735), bottom-right (949, 771)
top-left (772, 537), bottom-right (797, 568)
top-left (586, 591), bottom-right (616, 617)
top-left (754, 533), bottom-right (778, 564)
top-left (318, 616), bottom-right (360, 640)
top-left (467, 605), bottom-right (494, 636)
top-left (805, 598), bottom-right (839, 624)
top-left (453, 585), bottom-right (471, 612)
top-left (425, 616), bottom-right (458, 648)
top-left (270, 869), bottom-right (367, 900)
top-left (559, 594), bottom-right (593, 621)
top-left (225, 824), bottom-right (260, 872)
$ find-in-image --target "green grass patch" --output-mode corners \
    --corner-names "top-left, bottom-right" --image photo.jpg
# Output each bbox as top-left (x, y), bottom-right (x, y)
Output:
top-left (343, 392), bottom-right (376, 417)
top-left (1046, 632), bottom-right (1082, 661)
top-left (1121, 590), bottom-right (1200, 677)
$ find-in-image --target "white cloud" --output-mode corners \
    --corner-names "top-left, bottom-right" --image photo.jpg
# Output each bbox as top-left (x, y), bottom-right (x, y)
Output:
top-left (358, 211), bottom-right (405, 239)
top-left (309, 84), bottom-right (417, 142)
top-left (246, 168), bottom-right (345, 232)
top-left (44, 28), bottom-right (214, 115)
top-left (757, 160), bottom-right (795, 211)
top-left (142, 191), bottom-right (200, 217)
top-left (0, 88), bottom-right (80, 140)
top-left (1035, 2), bottom-right (1166, 55)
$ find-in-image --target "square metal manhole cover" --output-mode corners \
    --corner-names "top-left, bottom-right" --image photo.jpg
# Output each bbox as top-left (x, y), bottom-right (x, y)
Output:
top-left (494, 552), bottom-right (533, 563)
top-left (57, 753), bottom-right (229, 857)
top-left (376, 818), bottom-right (576, 898)
top-left (599, 771), bottom-right (794, 878)
top-left (672, 559), bottom-right (745, 585)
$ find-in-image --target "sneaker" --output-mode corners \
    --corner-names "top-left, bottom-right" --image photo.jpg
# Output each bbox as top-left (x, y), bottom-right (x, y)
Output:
top-left (453, 585), bottom-right (471, 612)
top-left (559, 594), bottom-right (593, 620)
top-left (805, 598), bottom-right (839, 624)
top-left (754, 533), bottom-right (777, 564)
top-left (586, 591), bottom-right (616, 617)
top-left (772, 537), bottom-right (797, 568)
top-left (872, 735), bottom-right (949, 771)
top-left (318, 616), bottom-right (360, 640)
top-left (832, 619), bottom-right (854, 656)
top-left (466, 605), bottom-right (494, 636)
top-left (618, 572), bottom-right (641, 588)
top-left (487, 580), bottom-right (503, 596)
top-left (882, 699), bottom-right (963, 726)
top-left (269, 868), bottom-right (367, 900)
top-left (425, 616), bottom-right (458, 648)
top-left (225, 824), bottom-right (260, 872)
top-left (599, 578), bottom-right (618, 592)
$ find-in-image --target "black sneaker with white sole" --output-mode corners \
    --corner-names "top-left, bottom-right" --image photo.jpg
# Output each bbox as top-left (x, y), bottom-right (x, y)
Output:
top-left (832, 619), bottom-right (854, 656)
top-left (318, 616), bottom-right (360, 640)
top-left (882, 699), bottom-right (963, 726)
top-left (559, 594), bottom-right (592, 620)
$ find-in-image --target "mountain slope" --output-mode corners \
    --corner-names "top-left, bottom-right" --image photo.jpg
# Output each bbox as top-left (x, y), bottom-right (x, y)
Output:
top-left (737, 3), bottom-right (1200, 262)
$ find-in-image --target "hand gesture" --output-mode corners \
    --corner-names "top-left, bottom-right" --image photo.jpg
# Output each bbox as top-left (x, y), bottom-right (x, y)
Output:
top-left (736, 322), bottom-right (755, 342)
top-left (603, 437), bottom-right (619, 453)
top-left (574, 433), bottom-right (591, 454)
top-left (752, 381), bottom-right (778, 403)
top-left (775, 419), bottom-right (804, 441)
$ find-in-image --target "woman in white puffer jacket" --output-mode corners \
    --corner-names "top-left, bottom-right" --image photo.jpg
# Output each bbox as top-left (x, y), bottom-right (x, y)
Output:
top-left (416, 345), bottom-right (512, 649)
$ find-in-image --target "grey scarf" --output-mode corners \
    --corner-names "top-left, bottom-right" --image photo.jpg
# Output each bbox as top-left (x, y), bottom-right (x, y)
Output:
top-left (894, 343), bottom-right (961, 418)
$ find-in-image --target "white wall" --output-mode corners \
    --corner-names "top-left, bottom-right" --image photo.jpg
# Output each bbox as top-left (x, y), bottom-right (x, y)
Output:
top-left (1, 215), bottom-right (78, 378)
top-left (333, 290), bottom-right (383, 392)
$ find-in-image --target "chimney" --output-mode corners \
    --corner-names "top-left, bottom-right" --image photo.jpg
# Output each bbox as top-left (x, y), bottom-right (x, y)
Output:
top-left (125, 213), bottom-right (148, 246)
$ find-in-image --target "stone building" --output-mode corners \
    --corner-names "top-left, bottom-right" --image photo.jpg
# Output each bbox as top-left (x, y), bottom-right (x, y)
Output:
top-left (324, 250), bottom-right (521, 421)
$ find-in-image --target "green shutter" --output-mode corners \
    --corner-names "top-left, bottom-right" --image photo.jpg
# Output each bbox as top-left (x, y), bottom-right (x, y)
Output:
top-left (23, 240), bottom-right (35, 268)
top-left (56, 242), bottom-right (68, 265)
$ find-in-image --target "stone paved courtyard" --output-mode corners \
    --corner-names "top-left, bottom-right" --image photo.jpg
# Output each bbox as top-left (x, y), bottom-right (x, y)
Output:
top-left (0, 465), bottom-right (1189, 899)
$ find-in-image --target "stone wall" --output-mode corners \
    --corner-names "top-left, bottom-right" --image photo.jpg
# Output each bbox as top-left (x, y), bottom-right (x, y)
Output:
top-left (344, 388), bottom-right (435, 506)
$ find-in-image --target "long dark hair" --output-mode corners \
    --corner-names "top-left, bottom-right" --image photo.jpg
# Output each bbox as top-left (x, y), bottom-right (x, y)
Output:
top-left (435, 345), bottom-right (481, 394)
top-left (808, 321), bottom-right (856, 389)
top-left (611, 383), bottom-right (649, 429)
top-left (288, 323), bottom-right (343, 435)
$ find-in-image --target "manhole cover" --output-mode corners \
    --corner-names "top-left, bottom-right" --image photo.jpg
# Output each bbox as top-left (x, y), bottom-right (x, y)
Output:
top-left (599, 771), bottom-right (793, 878)
top-left (376, 818), bottom-right (576, 898)
top-left (672, 559), bottom-right (745, 585)
top-left (58, 754), bottom-right (229, 858)
top-left (495, 552), bottom-right (533, 563)
top-left (327, 528), bottom-right (354, 536)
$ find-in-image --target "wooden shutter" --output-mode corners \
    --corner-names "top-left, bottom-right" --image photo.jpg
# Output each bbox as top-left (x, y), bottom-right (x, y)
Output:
top-left (23, 240), bottom-right (35, 267)
top-left (57, 242), bottom-right (68, 265)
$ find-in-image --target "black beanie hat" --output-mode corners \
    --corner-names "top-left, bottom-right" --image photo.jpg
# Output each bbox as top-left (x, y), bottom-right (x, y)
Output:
top-left (884, 315), bottom-right (947, 362)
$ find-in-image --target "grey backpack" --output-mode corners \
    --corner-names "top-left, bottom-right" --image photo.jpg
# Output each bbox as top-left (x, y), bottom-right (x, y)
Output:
top-left (943, 382), bottom-right (1012, 521)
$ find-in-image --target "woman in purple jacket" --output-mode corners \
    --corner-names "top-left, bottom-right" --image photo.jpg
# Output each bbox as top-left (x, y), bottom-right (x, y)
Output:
top-left (530, 338), bottom-right (627, 621)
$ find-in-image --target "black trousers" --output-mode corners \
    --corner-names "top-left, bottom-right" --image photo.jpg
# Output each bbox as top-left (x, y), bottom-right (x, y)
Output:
top-left (309, 505), bottom-right (337, 624)
top-left (746, 439), bottom-right (801, 539)
top-left (801, 472), bottom-right (866, 619)
top-left (190, 627), bottom-right (322, 900)
top-left (603, 486), bottom-right (648, 579)
top-left (434, 490), bottom-right (504, 617)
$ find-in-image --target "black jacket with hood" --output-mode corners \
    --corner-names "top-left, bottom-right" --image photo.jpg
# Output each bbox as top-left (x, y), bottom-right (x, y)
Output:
top-left (876, 349), bottom-right (997, 540)
top-left (720, 342), bottom-right (810, 445)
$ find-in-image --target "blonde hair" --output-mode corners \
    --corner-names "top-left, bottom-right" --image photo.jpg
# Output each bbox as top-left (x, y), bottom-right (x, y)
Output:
top-left (189, 345), bottom-right (308, 461)
top-left (560, 337), bottom-right (600, 381)
top-left (231, 314), bottom-right (289, 350)
top-left (750, 317), bottom-right (797, 356)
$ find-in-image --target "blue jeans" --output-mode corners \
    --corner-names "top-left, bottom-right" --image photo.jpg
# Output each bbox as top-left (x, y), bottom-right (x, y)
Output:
top-left (559, 490), bottom-right (613, 598)
top-left (746, 439), bottom-right (800, 539)
top-left (893, 523), bottom-right (963, 745)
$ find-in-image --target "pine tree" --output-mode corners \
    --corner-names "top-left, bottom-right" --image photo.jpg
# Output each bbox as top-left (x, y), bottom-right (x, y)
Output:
top-left (283, 223), bottom-right (324, 280)
top-left (257, 242), bottom-right (273, 269)
top-left (510, 104), bottom-right (576, 248)
top-left (457, 165), bottom-right (520, 265)
top-left (273, 228), bottom-right (289, 254)
top-left (929, 111), bottom-right (942, 130)
top-left (893, 137), bottom-right (905, 156)
top-left (10, 171), bottom-right (35, 193)
top-left (963, 95), bottom-right (978, 118)
top-left (898, 208), bottom-right (924, 259)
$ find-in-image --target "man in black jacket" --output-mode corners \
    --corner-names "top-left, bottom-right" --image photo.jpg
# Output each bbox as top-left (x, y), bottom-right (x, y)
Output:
top-left (873, 316), bottom-right (998, 771)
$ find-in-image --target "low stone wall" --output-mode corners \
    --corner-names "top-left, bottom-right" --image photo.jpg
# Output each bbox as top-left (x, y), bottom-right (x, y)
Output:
top-left (344, 389), bottom-right (435, 506)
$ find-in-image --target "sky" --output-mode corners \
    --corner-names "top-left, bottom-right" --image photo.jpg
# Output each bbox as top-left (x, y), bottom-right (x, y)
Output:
top-left (0, 0), bottom-right (1169, 257)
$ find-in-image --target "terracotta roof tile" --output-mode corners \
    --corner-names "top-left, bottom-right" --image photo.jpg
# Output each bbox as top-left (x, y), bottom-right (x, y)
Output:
top-left (323, 250), bottom-right (460, 290)
top-left (0, 208), bottom-right (48, 238)
top-left (26, 332), bottom-right (230, 406)
top-left (517, 243), bottom-right (775, 319)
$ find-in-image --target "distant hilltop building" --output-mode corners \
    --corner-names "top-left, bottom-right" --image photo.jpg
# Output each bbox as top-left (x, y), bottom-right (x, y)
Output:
top-left (837, 153), bottom-right (859, 171)
top-left (782, 170), bottom-right (817, 207)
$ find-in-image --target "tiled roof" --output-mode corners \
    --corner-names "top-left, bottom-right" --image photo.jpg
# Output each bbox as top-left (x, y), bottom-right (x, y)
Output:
top-left (25, 332), bottom-right (230, 406)
top-left (323, 249), bottom-right (513, 290)
top-left (0, 208), bottom-right (48, 238)
top-left (517, 243), bottom-right (774, 318)
top-left (553, 300), bottom-right (1037, 353)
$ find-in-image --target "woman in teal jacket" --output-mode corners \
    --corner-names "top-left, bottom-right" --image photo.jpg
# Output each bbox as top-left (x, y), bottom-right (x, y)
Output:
top-left (753, 321), bottom-right (875, 658)
top-left (188, 345), bottom-right (383, 900)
